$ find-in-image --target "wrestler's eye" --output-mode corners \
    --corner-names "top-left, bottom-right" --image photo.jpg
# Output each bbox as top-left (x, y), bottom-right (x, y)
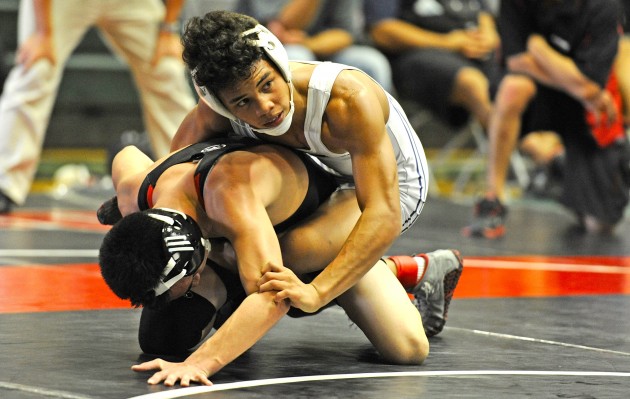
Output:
top-left (235, 98), bottom-right (249, 108)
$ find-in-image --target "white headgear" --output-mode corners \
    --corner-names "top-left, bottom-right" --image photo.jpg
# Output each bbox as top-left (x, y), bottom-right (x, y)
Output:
top-left (192, 24), bottom-right (294, 136)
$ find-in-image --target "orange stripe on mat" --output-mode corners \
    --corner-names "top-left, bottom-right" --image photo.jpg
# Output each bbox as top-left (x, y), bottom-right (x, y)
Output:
top-left (0, 210), bottom-right (109, 231)
top-left (0, 263), bottom-right (129, 313)
top-left (2, 255), bottom-right (630, 313)
top-left (456, 255), bottom-right (630, 298)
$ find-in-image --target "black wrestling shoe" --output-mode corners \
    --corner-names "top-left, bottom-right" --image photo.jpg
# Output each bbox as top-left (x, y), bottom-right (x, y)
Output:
top-left (97, 196), bottom-right (123, 225)
top-left (461, 197), bottom-right (507, 239)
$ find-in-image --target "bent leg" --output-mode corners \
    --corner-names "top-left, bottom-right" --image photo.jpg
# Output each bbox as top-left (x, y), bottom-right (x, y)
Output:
top-left (450, 66), bottom-right (492, 129)
top-left (486, 74), bottom-right (537, 199)
top-left (279, 189), bottom-right (361, 274)
top-left (337, 260), bottom-right (429, 364)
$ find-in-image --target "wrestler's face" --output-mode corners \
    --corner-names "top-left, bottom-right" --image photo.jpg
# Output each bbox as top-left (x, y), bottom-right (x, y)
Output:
top-left (218, 59), bottom-right (292, 130)
top-left (166, 251), bottom-right (209, 301)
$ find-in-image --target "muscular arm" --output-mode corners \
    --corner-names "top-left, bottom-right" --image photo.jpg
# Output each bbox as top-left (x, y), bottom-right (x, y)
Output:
top-left (312, 94), bottom-right (400, 307)
top-left (132, 148), bottom-right (308, 386)
top-left (269, 74), bottom-right (401, 311)
top-left (170, 101), bottom-right (233, 151)
top-left (111, 146), bottom-right (155, 215)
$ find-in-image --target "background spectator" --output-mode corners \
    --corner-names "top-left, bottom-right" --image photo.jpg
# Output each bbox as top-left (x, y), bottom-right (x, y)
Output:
top-left (237, 0), bottom-right (394, 92)
top-left (463, 0), bottom-right (629, 238)
top-left (369, 0), bottom-right (500, 130)
top-left (0, 0), bottom-right (196, 214)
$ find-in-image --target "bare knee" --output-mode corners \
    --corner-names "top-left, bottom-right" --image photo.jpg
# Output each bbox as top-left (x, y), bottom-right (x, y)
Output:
top-left (495, 75), bottom-right (537, 116)
top-left (381, 333), bottom-right (430, 365)
top-left (454, 67), bottom-right (489, 99)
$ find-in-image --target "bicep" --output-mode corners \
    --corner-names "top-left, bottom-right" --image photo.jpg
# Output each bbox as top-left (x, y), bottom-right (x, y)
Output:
top-left (205, 177), bottom-right (283, 295)
top-left (333, 88), bottom-right (399, 213)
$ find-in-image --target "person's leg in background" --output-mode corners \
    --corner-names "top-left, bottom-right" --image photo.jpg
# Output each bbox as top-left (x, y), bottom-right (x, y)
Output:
top-left (0, 0), bottom-right (96, 213)
top-left (98, 0), bottom-right (196, 158)
top-left (462, 74), bottom-right (537, 238)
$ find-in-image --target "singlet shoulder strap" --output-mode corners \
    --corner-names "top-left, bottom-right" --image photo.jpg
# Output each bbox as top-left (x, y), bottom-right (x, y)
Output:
top-left (304, 62), bottom-right (357, 156)
top-left (137, 142), bottom-right (210, 210)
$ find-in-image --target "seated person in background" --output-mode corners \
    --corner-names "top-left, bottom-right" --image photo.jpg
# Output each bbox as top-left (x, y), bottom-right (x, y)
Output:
top-left (368, 0), bottom-right (500, 130)
top-left (463, 0), bottom-right (630, 239)
top-left (99, 137), bottom-right (462, 386)
top-left (236, 0), bottom-right (394, 92)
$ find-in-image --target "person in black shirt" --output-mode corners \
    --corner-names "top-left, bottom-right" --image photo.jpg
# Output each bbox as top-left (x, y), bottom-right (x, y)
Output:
top-left (463, 0), bottom-right (629, 238)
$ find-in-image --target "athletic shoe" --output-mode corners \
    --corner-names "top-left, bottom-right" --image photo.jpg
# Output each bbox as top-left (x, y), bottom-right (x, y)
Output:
top-left (97, 196), bottom-right (123, 225)
top-left (0, 191), bottom-right (14, 214)
top-left (411, 249), bottom-right (463, 337)
top-left (461, 197), bottom-right (507, 239)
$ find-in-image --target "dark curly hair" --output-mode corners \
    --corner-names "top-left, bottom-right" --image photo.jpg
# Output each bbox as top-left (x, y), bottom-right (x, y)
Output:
top-left (182, 10), bottom-right (264, 95)
top-left (99, 212), bottom-right (170, 309)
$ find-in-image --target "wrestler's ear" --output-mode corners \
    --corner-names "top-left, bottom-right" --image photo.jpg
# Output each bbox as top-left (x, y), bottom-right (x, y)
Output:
top-left (192, 272), bottom-right (202, 287)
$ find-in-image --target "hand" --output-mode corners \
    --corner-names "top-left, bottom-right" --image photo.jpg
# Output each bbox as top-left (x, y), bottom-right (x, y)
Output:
top-left (584, 90), bottom-right (618, 129)
top-left (16, 32), bottom-right (55, 71)
top-left (258, 263), bottom-right (323, 313)
top-left (151, 31), bottom-right (183, 67)
top-left (131, 358), bottom-right (212, 387)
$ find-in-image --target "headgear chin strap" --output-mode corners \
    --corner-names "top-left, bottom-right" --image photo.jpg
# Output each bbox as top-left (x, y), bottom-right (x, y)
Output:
top-left (192, 24), bottom-right (294, 136)
top-left (145, 208), bottom-right (210, 296)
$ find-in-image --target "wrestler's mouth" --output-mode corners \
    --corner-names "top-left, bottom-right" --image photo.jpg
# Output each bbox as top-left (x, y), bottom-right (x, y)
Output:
top-left (264, 112), bottom-right (283, 127)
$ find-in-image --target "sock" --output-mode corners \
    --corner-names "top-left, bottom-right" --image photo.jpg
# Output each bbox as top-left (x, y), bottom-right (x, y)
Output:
top-left (388, 254), bottom-right (428, 290)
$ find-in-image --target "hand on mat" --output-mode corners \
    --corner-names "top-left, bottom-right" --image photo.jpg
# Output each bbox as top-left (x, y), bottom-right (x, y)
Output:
top-left (258, 262), bottom-right (322, 313)
top-left (132, 358), bottom-right (212, 387)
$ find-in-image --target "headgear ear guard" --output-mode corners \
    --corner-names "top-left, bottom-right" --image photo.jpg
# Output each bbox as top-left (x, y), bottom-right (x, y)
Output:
top-left (145, 208), bottom-right (211, 296)
top-left (192, 24), bottom-right (292, 122)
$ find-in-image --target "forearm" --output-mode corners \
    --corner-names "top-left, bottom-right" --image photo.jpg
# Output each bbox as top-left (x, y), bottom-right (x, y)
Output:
top-left (310, 208), bottom-right (400, 305)
top-left (185, 291), bottom-right (289, 377)
top-left (163, 0), bottom-right (185, 25)
top-left (277, 0), bottom-right (321, 30)
top-left (303, 30), bottom-right (353, 58)
top-left (506, 53), bottom-right (557, 87)
top-left (32, 0), bottom-right (52, 35)
top-left (371, 19), bottom-right (456, 53)
top-left (526, 35), bottom-right (603, 102)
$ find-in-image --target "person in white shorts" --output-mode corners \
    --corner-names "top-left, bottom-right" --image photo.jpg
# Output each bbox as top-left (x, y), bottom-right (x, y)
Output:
top-left (0, 0), bottom-right (196, 213)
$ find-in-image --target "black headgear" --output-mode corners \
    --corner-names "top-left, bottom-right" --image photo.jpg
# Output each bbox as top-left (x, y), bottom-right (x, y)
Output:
top-left (145, 208), bottom-right (210, 296)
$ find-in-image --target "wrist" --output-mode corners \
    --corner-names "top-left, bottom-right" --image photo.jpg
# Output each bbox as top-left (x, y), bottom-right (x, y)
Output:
top-left (159, 20), bottom-right (181, 34)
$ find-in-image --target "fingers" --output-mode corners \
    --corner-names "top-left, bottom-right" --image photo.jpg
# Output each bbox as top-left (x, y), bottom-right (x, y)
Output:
top-left (131, 359), bottom-right (213, 387)
top-left (258, 278), bottom-right (284, 293)
top-left (131, 358), bottom-right (164, 372)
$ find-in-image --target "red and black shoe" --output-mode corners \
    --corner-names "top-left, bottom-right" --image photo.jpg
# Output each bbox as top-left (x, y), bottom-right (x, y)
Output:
top-left (461, 197), bottom-right (507, 239)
